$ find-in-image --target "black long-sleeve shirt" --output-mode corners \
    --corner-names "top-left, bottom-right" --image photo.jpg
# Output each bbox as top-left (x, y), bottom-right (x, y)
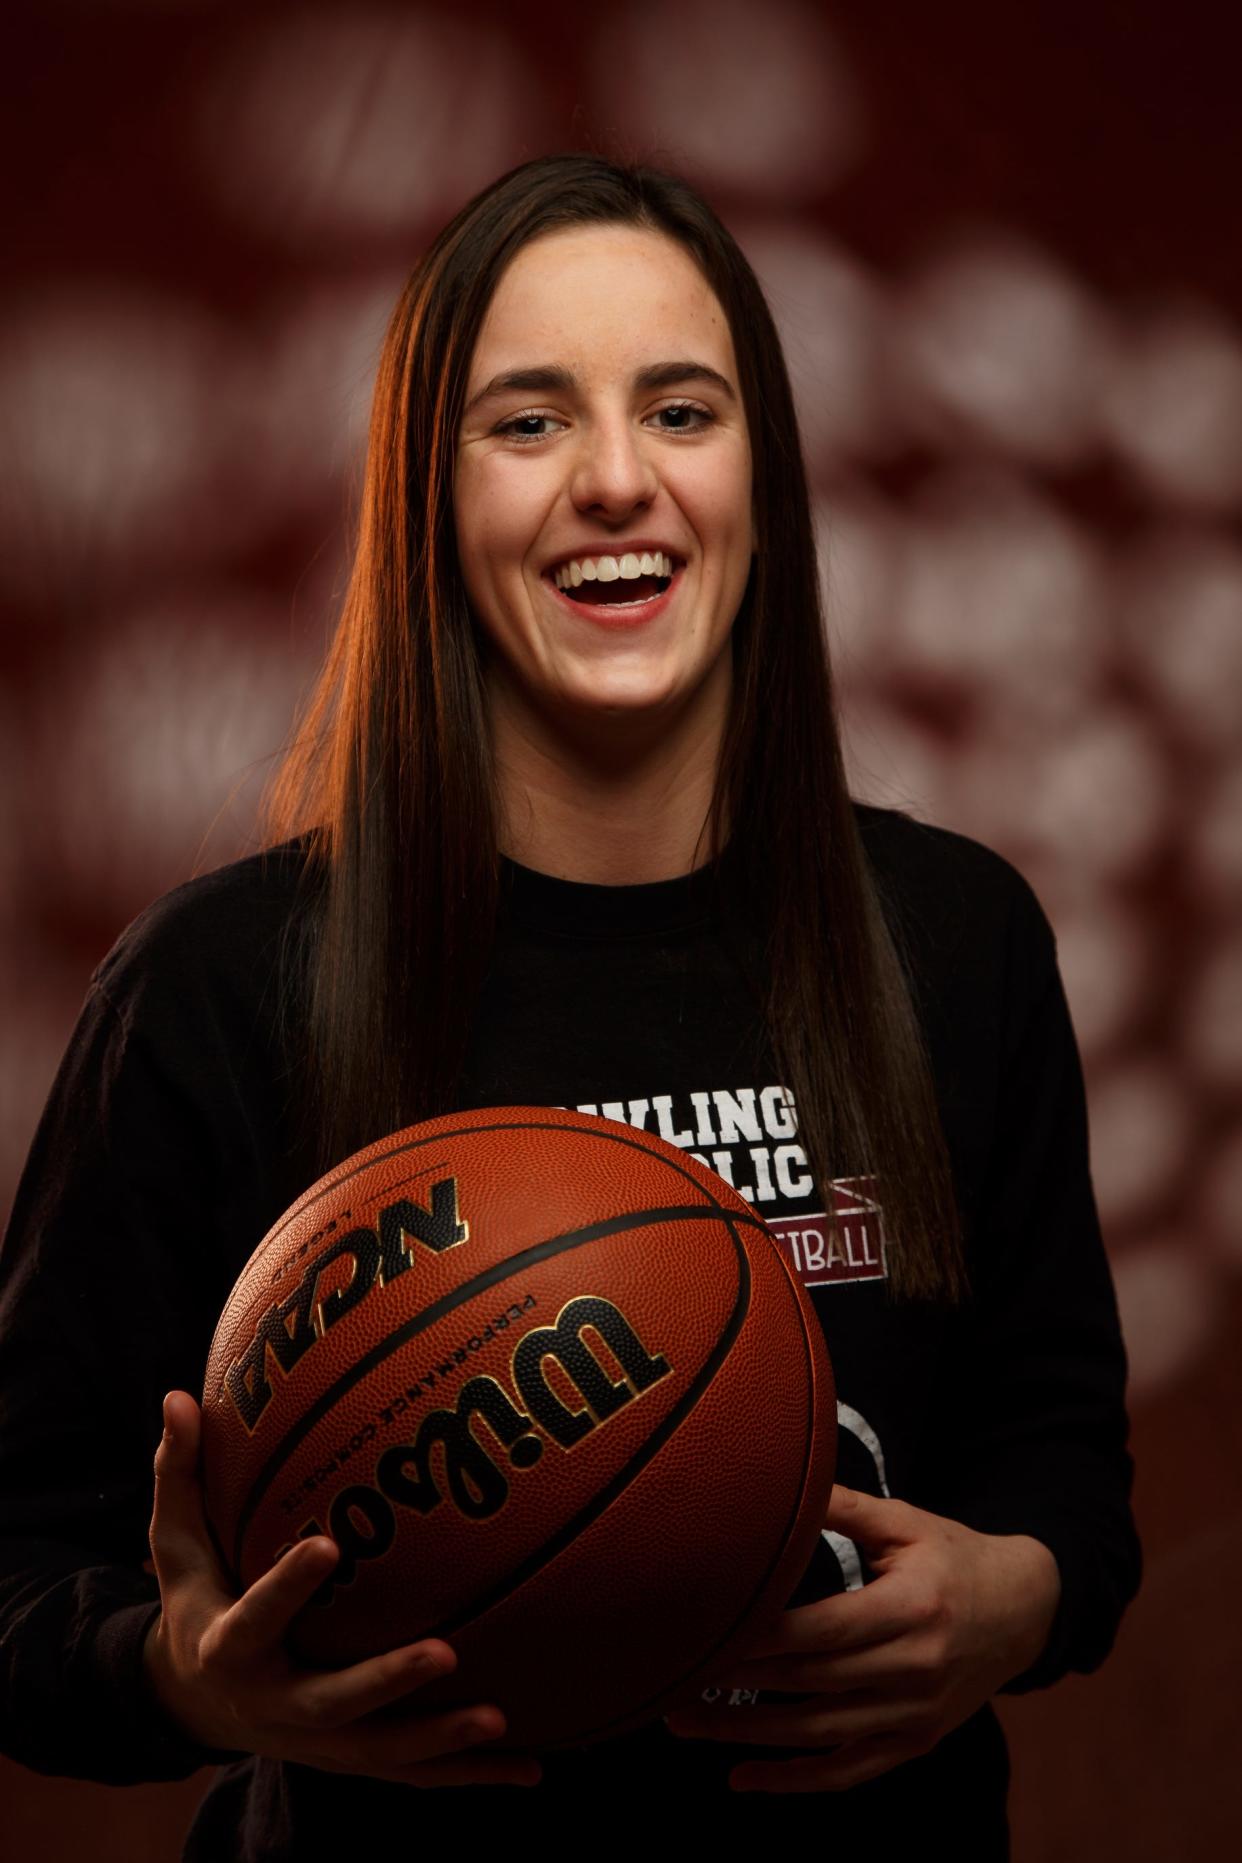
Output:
top-left (0, 806), bottom-right (1141, 1858)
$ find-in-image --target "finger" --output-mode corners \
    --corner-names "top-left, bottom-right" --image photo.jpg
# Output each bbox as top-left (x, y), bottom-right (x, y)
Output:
top-left (667, 1691), bottom-right (899, 1749)
top-left (288, 1638), bottom-right (459, 1730)
top-left (326, 1703), bottom-right (522, 1780)
top-left (823, 1486), bottom-right (926, 1547)
top-left (731, 1733), bottom-right (913, 1793)
top-left (730, 1587), bottom-right (908, 1664)
top-left (214, 1536), bottom-right (341, 1662)
top-left (148, 1391), bottom-right (224, 1595)
top-left (724, 1644), bottom-right (911, 1693)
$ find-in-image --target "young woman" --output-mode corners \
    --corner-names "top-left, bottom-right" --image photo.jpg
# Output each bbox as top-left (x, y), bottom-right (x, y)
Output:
top-left (0, 155), bottom-right (1140, 1858)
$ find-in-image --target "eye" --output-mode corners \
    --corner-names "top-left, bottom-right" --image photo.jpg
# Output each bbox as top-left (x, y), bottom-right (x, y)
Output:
top-left (491, 400), bottom-right (715, 443)
top-left (495, 412), bottom-right (562, 445)
top-left (651, 400), bottom-right (715, 433)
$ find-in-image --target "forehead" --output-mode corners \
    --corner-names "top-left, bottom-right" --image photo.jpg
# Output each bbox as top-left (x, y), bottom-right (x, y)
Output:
top-left (467, 224), bottom-right (736, 381)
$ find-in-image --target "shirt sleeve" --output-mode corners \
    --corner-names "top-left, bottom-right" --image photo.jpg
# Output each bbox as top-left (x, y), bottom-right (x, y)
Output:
top-left (910, 875), bottom-right (1142, 1695)
top-left (0, 972), bottom-right (246, 1783)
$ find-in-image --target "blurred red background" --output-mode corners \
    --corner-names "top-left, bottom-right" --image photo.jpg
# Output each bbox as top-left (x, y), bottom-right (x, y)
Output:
top-left (2, 1), bottom-right (1239, 1856)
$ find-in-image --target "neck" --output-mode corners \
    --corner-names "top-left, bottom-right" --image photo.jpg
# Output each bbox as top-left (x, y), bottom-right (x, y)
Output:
top-left (488, 662), bottom-right (730, 884)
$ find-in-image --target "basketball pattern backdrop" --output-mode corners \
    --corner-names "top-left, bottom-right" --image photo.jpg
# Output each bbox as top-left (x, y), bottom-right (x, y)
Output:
top-left (200, 1107), bottom-right (837, 1749)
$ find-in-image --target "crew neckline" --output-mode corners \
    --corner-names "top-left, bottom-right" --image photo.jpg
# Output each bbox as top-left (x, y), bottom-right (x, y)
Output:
top-left (498, 853), bottom-right (723, 937)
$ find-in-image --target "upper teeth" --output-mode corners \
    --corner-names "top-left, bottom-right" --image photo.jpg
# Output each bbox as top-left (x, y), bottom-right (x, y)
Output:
top-left (553, 550), bottom-right (675, 589)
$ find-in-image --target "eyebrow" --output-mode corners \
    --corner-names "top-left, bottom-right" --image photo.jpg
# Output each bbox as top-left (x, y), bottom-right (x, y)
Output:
top-left (463, 359), bottom-right (738, 417)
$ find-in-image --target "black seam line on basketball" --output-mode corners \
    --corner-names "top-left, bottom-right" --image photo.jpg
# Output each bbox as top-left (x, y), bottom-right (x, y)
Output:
top-left (564, 1219), bottom-right (821, 1749)
top-left (211, 1114), bottom-right (745, 1404)
top-left (264, 1117), bottom-right (740, 1250)
top-left (229, 1202), bottom-right (768, 1575)
top-left (209, 1116), bottom-right (741, 1392)
top-left (377, 1159), bottom-right (451, 1197)
top-left (423, 1209), bottom-right (753, 1644)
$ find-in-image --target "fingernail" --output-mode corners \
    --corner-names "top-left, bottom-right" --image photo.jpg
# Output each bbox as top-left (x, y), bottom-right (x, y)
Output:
top-left (161, 1395), bottom-right (175, 1445)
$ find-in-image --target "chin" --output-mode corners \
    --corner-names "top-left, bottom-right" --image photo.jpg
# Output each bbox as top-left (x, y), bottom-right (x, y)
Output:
top-left (561, 674), bottom-right (687, 717)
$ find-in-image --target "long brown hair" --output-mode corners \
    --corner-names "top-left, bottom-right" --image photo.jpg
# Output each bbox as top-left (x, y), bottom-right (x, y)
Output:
top-left (263, 152), bottom-right (967, 1306)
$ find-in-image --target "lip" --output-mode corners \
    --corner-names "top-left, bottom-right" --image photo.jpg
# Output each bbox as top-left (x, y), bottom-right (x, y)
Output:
top-left (541, 559), bottom-right (686, 630)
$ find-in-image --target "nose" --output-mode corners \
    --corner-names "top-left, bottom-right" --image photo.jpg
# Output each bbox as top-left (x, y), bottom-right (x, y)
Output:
top-left (568, 410), bottom-right (660, 518)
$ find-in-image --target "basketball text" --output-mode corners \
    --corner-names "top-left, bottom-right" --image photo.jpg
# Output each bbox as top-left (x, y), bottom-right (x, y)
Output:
top-left (224, 1178), bottom-right (469, 1432)
top-left (278, 1294), bottom-right (672, 1599)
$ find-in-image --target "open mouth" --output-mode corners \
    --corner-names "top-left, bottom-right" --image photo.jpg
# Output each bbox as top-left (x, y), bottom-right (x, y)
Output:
top-left (557, 570), bottom-right (673, 608)
top-left (543, 556), bottom-right (683, 614)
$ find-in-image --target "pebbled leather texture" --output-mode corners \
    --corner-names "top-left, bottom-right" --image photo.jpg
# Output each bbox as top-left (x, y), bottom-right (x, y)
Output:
top-left (201, 1106), bottom-right (837, 1749)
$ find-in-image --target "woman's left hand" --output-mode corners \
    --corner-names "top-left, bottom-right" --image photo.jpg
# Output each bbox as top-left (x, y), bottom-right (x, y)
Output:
top-left (665, 1485), bottom-right (1062, 1793)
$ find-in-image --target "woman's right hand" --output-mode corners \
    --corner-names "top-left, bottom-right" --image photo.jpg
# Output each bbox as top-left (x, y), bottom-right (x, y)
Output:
top-left (143, 1390), bottom-right (541, 1788)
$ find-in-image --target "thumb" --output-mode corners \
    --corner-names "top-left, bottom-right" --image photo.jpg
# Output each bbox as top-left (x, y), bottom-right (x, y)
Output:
top-left (823, 1484), bottom-right (923, 1551)
top-left (149, 1390), bottom-right (228, 1598)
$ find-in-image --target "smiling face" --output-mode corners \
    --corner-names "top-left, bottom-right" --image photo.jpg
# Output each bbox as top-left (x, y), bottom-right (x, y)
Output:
top-left (453, 223), bottom-right (755, 752)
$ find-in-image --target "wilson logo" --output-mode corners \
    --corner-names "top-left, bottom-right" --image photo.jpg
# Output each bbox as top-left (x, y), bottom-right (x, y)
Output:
top-left (283, 1294), bottom-right (673, 1599)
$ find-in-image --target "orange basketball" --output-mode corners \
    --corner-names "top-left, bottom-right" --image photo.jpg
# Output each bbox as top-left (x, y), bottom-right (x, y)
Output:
top-left (200, 1106), bottom-right (837, 1749)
